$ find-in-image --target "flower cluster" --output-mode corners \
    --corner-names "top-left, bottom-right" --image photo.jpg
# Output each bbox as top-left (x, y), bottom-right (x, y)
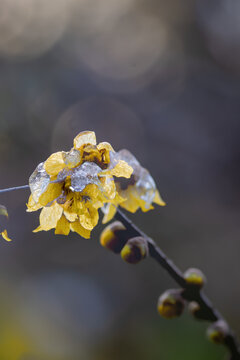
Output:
top-left (27, 131), bottom-right (165, 238)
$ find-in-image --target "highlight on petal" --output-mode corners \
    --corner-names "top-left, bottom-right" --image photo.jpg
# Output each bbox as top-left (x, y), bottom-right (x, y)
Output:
top-left (55, 215), bottom-right (70, 235)
top-left (70, 220), bottom-right (91, 239)
top-left (29, 162), bottom-right (50, 202)
top-left (44, 152), bottom-right (65, 176)
top-left (0, 205), bottom-right (8, 218)
top-left (39, 202), bottom-right (63, 231)
top-left (1, 229), bottom-right (12, 242)
top-left (73, 131), bottom-right (96, 150)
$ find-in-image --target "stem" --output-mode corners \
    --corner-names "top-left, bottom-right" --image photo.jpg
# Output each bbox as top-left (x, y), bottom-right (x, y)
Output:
top-left (0, 185), bottom-right (29, 194)
top-left (115, 208), bottom-right (240, 360)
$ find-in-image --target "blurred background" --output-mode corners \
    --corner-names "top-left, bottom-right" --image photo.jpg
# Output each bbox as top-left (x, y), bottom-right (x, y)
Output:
top-left (0, 0), bottom-right (239, 359)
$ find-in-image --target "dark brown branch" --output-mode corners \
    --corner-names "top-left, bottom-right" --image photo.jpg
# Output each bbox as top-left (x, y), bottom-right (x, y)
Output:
top-left (115, 208), bottom-right (240, 360)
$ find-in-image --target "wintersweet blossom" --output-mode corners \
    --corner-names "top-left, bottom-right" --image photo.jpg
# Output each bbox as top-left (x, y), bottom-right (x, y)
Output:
top-left (27, 131), bottom-right (165, 238)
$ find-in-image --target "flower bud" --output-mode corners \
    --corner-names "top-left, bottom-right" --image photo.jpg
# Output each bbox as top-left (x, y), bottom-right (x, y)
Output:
top-left (183, 268), bottom-right (206, 289)
top-left (207, 320), bottom-right (229, 344)
top-left (120, 236), bottom-right (148, 264)
top-left (100, 221), bottom-right (127, 253)
top-left (157, 289), bottom-right (185, 319)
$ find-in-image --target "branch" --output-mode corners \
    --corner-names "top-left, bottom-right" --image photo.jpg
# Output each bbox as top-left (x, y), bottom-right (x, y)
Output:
top-left (115, 208), bottom-right (240, 360)
top-left (0, 185), bottom-right (29, 194)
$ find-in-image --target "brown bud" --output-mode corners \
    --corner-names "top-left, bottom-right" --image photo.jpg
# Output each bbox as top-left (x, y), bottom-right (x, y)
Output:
top-left (207, 320), bottom-right (229, 344)
top-left (120, 236), bottom-right (148, 264)
top-left (100, 221), bottom-right (127, 253)
top-left (157, 289), bottom-right (185, 319)
top-left (184, 268), bottom-right (206, 289)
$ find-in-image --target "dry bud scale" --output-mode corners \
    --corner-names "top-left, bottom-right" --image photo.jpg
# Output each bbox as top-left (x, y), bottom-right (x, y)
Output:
top-left (27, 131), bottom-right (165, 238)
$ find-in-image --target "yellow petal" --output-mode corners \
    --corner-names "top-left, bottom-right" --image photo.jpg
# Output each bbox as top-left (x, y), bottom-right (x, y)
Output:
top-left (102, 204), bottom-right (117, 224)
top-left (107, 160), bottom-right (133, 178)
top-left (39, 202), bottom-right (63, 231)
top-left (38, 183), bottom-right (63, 207)
top-left (154, 190), bottom-right (166, 206)
top-left (97, 142), bottom-right (114, 164)
top-left (44, 152), bottom-right (65, 176)
top-left (100, 177), bottom-right (116, 200)
top-left (119, 189), bottom-right (139, 213)
top-left (55, 215), bottom-right (70, 235)
top-left (70, 219), bottom-right (91, 239)
top-left (73, 131), bottom-right (96, 150)
top-left (97, 142), bottom-right (114, 152)
top-left (0, 205), bottom-right (8, 218)
top-left (26, 194), bottom-right (43, 212)
top-left (33, 225), bottom-right (43, 233)
top-left (1, 229), bottom-right (12, 242)
top-left (64, 209), bottom-right (78, 222)
top-left (79, 204), bottom-right (99, 230)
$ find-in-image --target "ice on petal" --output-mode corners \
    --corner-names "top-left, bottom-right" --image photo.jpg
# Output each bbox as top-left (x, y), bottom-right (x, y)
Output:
top-left (55, 168), bottom-right (73, 183)
top-left (70, 161), bottom-right (101, 192)
top-left (135, 168), bottom-right (156, 209)
top-left (116, 149), bottom-right (140, 172)
top-left (63, 149), bottom-right (82, 168)
top-left (29, 162), bottom-right (50, 202)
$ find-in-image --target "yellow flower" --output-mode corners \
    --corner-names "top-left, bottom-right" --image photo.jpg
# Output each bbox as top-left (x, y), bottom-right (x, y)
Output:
top-left (27, 131), bottom-right (133, 238)
top-left (102, 149), bottom-right (165, 223)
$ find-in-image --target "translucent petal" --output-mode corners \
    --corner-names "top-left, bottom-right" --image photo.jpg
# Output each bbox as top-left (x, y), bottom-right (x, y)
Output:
top-left (26, 194), bottom-right (43, 212)
top-left (1, 229), bottom-right (12, 241)
top-left (154, 190), bottom-right (166, 206)
top-left (135, 168), bottom-right (156, 208)
top-left (73, 131), bottom-right (96, 150)
top-left (38, 183), bottom-right (63, 207)
top-left (119, 189), bottom-right (140, 213)
top-left (44, 152), bottom-right (65, 176)
top-left (62, 149), bottom-right (81, 168)
top-left (79, 204), bottom-right (99, 230)
top-left (29, 162), bottom-right (50, 202)
top-left (102, 203), bottom-right (117, 224)
top-left (39, 202), bottom-right (63, 231)
top-left (70, 219), bottom-right (91, 239)
top-left (70, 162), bottom-right (101, 192)
top-left (55, 215), bottom-right (70, 235)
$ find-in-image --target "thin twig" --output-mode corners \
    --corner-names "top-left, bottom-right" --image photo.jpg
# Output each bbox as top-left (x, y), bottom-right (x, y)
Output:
top-left (0, 185), bottom-right (29, 194)
top-left (115, 208), bottom-right (240, 360)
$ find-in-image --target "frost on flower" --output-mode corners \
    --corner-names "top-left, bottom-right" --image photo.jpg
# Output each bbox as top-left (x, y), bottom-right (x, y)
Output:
top-left (27, 131), bottom-right (165, 238)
